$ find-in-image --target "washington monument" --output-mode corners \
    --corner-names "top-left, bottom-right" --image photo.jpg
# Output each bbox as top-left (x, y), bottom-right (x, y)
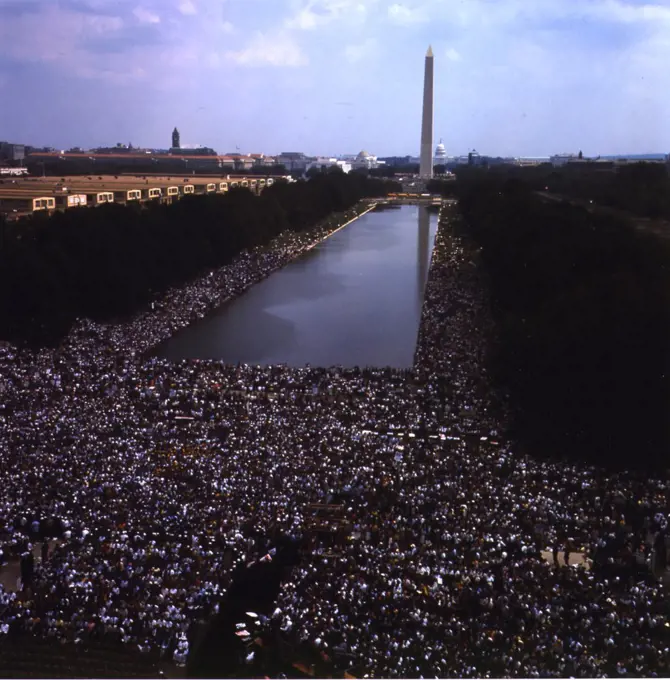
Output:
top-left (420, 46), bottom-right (434, 178)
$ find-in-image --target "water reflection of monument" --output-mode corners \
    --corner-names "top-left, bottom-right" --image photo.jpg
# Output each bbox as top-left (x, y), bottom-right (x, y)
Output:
top-left (417, 206), bottom-right (431, 301)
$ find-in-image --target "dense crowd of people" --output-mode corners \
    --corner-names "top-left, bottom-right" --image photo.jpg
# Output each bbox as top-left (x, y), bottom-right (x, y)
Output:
top-left (1, 202), bottom-right (670, 677)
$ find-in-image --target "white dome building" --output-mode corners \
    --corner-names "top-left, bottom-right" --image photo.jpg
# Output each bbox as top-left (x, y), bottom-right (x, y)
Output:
top-left (434, 139), bottom-right (446, 165)
top-left (352, 150), bottom-right (379, 170)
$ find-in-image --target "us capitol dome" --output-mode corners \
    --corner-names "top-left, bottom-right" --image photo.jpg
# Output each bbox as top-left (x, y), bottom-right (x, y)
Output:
top-left (434, 139), bottom-right (446, 160)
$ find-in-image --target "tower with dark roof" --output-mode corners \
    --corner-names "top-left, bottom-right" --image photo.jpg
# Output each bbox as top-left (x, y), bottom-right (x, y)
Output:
top-left (172, 127), bottom-right (180, 150)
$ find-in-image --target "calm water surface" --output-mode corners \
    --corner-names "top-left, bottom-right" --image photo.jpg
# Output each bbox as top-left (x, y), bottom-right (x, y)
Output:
top-left (155, 204), bottom-right (437, 368)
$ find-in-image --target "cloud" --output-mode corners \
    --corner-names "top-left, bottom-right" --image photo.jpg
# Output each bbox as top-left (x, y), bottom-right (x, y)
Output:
top-left (74, 64), bottom-right (149, 85)
top-left (205, 52), bottom-right (222, 68)
top-left (387, 2), bottom-right (428, 25)
top-left (178, 0), bottom-right (197, 16)
top-left (225, 32), bottom-right (308, 67)
top-left (3, 0), bottom-right (670, 156)
top-left (583, 0), bottom-right (670, 25)
top-left (285, 6), bottom-right (321, 29)
top-left (0, 5), bottom-right (124, 63)
top-left (379, 0), bottom-right (670, 32)
top-left (286, 0), bottom-right (369, 30)
top-left (344, 37), bottom-right (377, 63)
top-left (132, 6), bottom-right (160, 24)
top-left (530, 0), bottom-right (667, 28)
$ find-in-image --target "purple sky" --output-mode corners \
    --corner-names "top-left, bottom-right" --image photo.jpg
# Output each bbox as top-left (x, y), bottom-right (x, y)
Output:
top-left (1, 0), bottom-right (669, 157)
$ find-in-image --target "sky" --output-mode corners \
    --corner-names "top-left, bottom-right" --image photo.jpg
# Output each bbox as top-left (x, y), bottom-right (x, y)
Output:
top-left (1, 0), bottom-right (669, 157)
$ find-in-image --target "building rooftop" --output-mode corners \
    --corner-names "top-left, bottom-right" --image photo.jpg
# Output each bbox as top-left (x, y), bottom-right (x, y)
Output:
top-left (26, 152), bottom-right (242, 163)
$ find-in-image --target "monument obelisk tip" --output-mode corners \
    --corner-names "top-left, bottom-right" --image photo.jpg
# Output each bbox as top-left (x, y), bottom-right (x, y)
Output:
top-left (420, 46), bottom-right (434, 178)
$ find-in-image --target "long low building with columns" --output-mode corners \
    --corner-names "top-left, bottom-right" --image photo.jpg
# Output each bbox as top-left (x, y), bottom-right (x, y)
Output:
top-left (0, 173), bottom-right (282, 219)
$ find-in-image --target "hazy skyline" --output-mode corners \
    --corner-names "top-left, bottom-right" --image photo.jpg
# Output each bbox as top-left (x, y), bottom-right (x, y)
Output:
top-left (1, 0), bottom-right (669, 157)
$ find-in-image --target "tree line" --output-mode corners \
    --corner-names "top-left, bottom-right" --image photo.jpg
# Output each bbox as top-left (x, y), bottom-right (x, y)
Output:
top-left (545, 162), bottom-right (670, 219)
top-left (436, 162), bottom-right (670, 220)
top-left (0, 173), bottom-right (399, 346)
top-left (453, 173), bottom-right (670, 471)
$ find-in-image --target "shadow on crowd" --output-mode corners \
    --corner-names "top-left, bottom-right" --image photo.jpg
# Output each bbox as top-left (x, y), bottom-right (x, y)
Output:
top-left (186, 534), bottom-right (304, 679)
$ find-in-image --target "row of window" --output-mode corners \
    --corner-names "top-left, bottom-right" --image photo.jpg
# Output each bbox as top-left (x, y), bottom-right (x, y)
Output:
top-left (5, 179), bottom-right (276, 214)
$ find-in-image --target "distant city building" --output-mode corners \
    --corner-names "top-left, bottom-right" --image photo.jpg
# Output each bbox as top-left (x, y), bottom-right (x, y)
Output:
top-left (24, 146), bottom-right (55, 155)
top-left (169, 147), bottom-right (217, 157)
top-left (379, 156), bottom-right (419, 167)
top-left (238, 156), bottom-right (256, 170)
top-left (482, 156), bottom-right (516, 166)
top-left (445, 150), bottom-right (483, 166)
top-left (276, 152), bottom-right (310, 171)
top-left (351, 150), bottom-right (380, 170)
top-left (27, 151), bottom-right (225, 172)
top-left (547, 153), bottom-right (667, 167)
top-left (172, 127), bottom-right (180, 149)
top-left (94, 143), bottom-right (135, 154)
top-left (306, 157), bottom-right (352, 174)
top-left (0, 142), bottom-right (26, 164)
top-left (606, 153), bottom-right (668, 165)
top-left (515, 157), bottom-right (550, 166)
top-left (247, 153), bottom-right (277, 167)
top-left (441, 151), bottom-right (483, 166)
top-left (222, 153), bottom-right (256, 170)
top-left (550, 153), bottom-right (580, 166)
